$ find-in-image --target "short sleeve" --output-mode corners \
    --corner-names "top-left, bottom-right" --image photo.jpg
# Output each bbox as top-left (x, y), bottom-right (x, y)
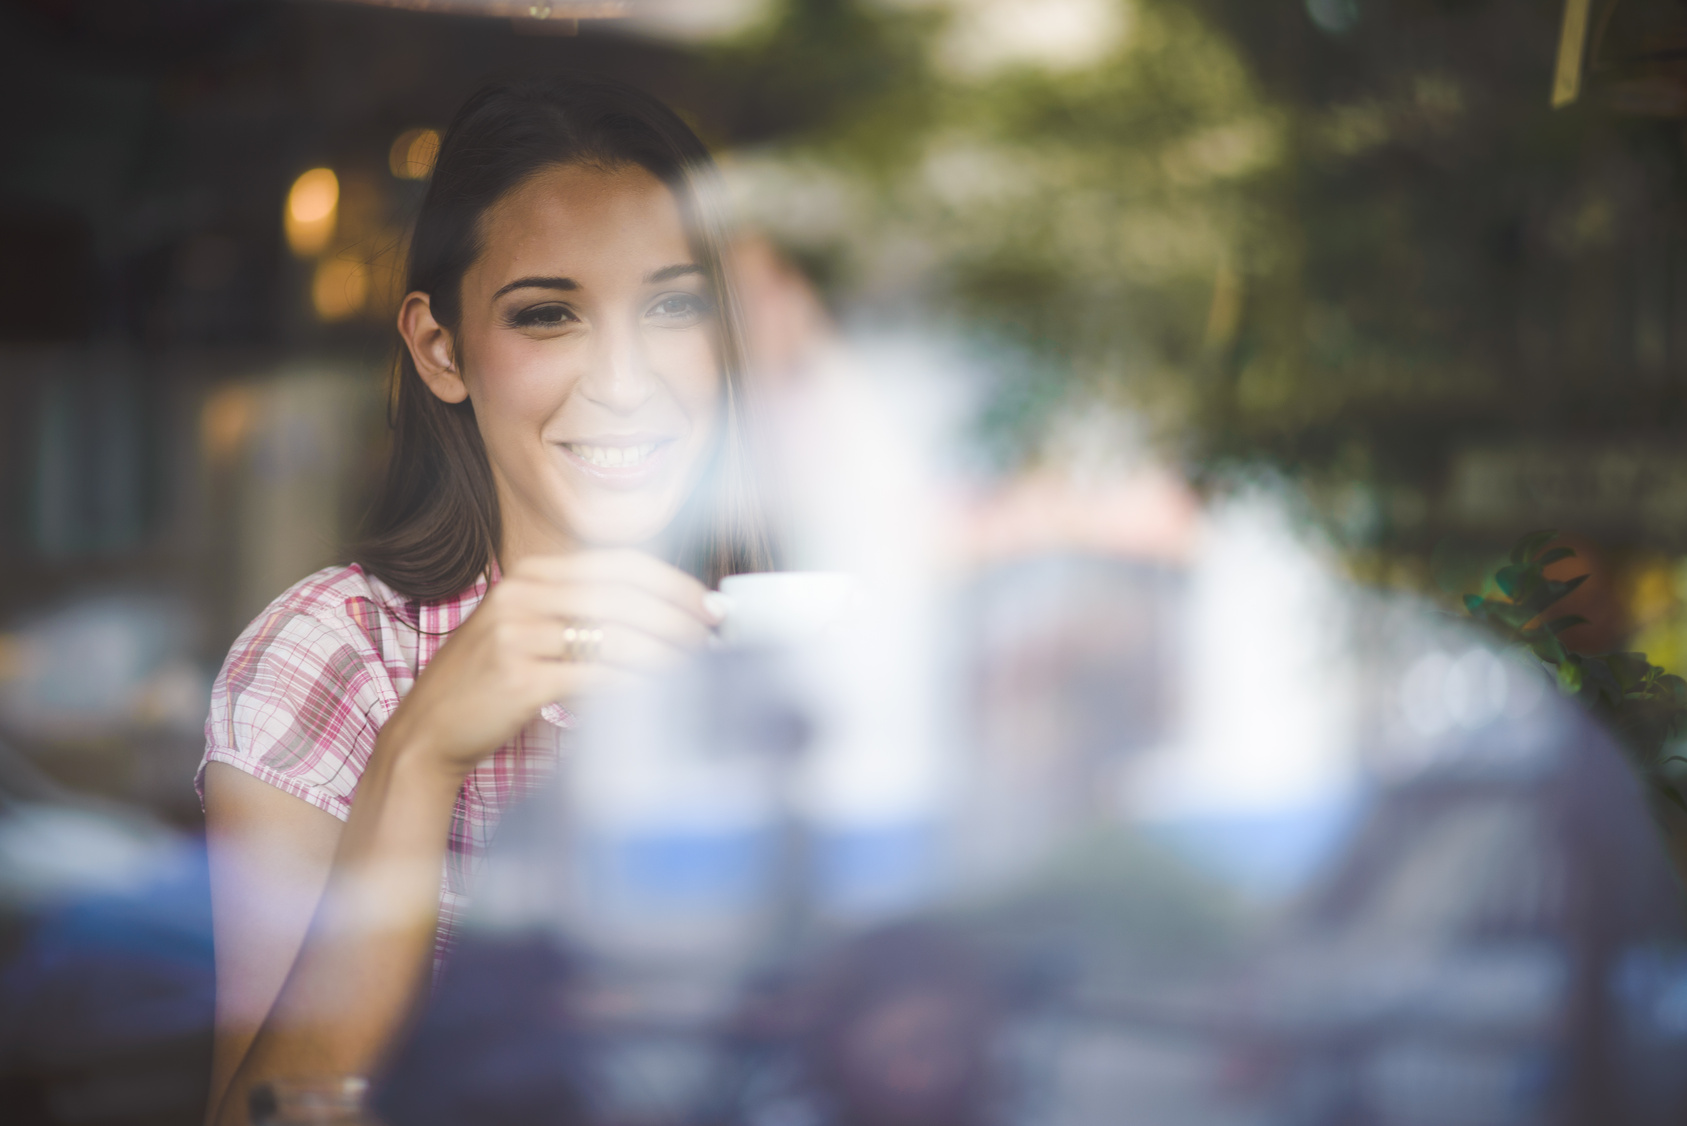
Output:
top-left (198, 605), bottom-right (396, 821)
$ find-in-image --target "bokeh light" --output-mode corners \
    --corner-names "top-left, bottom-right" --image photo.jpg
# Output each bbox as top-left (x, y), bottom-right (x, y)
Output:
top-left (199, 384), bottom-right (257, 464)
top-left (387, 128), bottom-right (440, 180)
top-left (311, 255), bottom-right (369, 321)
top-left (284, 167), bottom-right (339, 257)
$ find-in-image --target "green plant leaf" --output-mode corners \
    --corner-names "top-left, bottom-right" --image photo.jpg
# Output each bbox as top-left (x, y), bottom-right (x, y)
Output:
top-left (1658, 756), bottom-right (1687, 809)
top-left (1610, 653), bottom-right (1653, 691)
top-left (1535, 632), bottom-right (1569, 665)
top-left (1491, 605), bottom-right (1532, 630)
top-left (1582, 659), bottom-right (1622, 705)
top-left (1511, 529), bottom-right (1558, 565)
top-left (1517, 574), bottom-right (1586, 619)
top-left (1555, 573), bottom-right (1589, 598)
top-left (1461, 534), bottom-right (1687, 795)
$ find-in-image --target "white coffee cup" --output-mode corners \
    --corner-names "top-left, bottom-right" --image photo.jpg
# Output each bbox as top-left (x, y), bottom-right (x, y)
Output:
top-left (715, 572), bottom-right (861, 647)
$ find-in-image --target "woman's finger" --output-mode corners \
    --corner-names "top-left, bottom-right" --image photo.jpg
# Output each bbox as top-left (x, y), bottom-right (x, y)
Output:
top-left (500, 617), bottom-right (689, 671)
top-left (531, 658), bottom-right (634, 703)
top-left (568, 621), bottom-right (685, 671)
top-left (497, 577), bottom-right (713, 651)
top-left (488, 660), bottom-right (632, 726)
top-left (508, 551), bottom-right (717, 623)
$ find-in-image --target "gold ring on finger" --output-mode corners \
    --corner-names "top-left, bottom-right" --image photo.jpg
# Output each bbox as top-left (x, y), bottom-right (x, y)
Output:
top-left (561, 622), bottom-right (604, 663)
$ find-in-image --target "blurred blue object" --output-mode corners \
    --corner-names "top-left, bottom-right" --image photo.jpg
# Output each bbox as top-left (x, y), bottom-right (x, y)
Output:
top-left (1143, 798), bottom-right (1367, 897)
top-left (0, 592), bottom-right (209, 741)
top-left (379, 600), bottom-right (1687, 1126)
top-left (814, 822), bottom-right (939, 915)
top-left (579, 823), bottom-right (942, 917)
top-left (1207, 710), bottom-right (1687, 1126)
top-left (585, 830), bottom-right (774, 910)
top-left (0, 795), bottom-right (214, 1126)
top-left (374, 935), bottom-right (591, 1126)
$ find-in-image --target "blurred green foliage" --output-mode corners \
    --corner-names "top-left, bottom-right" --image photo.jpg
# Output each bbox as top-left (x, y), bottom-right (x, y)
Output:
top-left (711, 0), bottom-right (1286, 450)
top-left (704, 0), bottom-right (1687, 553)
top-left (1466, 530), bottom-right (1687, 808)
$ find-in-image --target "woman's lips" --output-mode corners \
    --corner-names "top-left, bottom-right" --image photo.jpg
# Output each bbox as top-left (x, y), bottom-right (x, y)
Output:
top-left (555, 437), bottom-right (674, 485)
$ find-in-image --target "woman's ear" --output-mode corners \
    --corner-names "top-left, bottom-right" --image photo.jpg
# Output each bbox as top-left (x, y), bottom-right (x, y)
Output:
top-left (398, 291), bottom-right (468, 404)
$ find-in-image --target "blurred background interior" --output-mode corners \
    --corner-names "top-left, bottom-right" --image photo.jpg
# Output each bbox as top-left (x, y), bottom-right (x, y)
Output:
top-left (13, 0), bottom-right (1687, 1124)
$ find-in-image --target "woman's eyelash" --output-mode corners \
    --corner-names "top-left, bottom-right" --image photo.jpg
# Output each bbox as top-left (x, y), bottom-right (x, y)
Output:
top-left (508, 304), bottom-right (574, 328)
top-left (504, 296), bottom-right (711, 328)
top-left (650, 294), bottom-right (713, 318)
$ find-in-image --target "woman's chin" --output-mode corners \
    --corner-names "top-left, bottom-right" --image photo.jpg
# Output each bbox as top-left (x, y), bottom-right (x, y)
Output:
top-left (563, 510), bottom-right (680, 553)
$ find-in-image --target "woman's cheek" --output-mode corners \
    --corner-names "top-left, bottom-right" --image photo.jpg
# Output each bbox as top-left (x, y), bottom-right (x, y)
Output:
top-left (492, 347), bottom-right (580, 420)
top-left (650, 330), bottom-right (722, 415)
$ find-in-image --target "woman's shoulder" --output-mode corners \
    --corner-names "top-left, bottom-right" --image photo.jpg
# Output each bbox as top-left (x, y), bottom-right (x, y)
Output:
top-left (257, 563), bottom-right (413, 630)
top-left (213, 564), bottom-right (417, 735)
top-left (224, 564), bottom-right (418, 659)
top-left (203, 565), bottom-right (413, 818)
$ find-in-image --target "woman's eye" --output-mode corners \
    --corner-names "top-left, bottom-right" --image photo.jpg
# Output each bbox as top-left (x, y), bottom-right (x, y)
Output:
top-left (509, 303), bottom-right (574, 328)
top-left (647, 294), bottom-right (711, 324)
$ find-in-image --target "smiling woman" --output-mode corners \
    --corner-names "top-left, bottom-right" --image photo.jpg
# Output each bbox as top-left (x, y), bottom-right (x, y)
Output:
top-left (416, 163), bottom-right (731, 556)
top-left (196, 78), bottom-right (771, 1126)
top-left (364, 80), bottom-right (768, 598)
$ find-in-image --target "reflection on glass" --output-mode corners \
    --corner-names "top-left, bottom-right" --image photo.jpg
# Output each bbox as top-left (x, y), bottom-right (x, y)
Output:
top-left (285, 168), bottom-right (339, 258)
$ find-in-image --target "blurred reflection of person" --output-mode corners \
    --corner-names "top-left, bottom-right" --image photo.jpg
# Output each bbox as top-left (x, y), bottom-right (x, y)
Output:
top-left (196, 78), bottom-right (771, 1125)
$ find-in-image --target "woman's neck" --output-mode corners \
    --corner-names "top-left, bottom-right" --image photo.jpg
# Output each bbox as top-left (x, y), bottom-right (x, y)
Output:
top-left (492, 472), bottom-right (581, 574)
top-left (497, 520), bottom-right (579, 576)
top-left (491, 475), bottom-right (673, 575)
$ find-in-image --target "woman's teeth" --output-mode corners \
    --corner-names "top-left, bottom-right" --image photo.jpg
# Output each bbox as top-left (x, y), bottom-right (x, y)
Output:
top-left (567, 442), bottom-right (659, 469)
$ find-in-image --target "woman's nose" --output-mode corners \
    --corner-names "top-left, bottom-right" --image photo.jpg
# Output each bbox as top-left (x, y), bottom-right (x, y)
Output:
top-left (580, 317), bottom-right (656, 415)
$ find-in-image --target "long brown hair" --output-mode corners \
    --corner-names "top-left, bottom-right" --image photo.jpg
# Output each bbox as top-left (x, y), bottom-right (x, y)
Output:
top-left (356, 76), bottom-right (773, 601)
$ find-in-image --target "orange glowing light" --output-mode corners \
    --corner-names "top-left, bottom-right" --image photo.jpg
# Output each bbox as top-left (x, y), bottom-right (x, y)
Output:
top-left (201, 384), bottom-right (258, 462)
top-left (389, 128), bottom-right (441, 180)
top-left (312, 256), bottom-right (370, 322)
top-left (285, 168), bottom-right (339, 257)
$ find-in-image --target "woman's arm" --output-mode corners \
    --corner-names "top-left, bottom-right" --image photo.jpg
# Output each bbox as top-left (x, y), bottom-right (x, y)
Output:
top-left (205, 551), bottom-right (719, 1125)
top-left (204, 765), bottom-right (344, 1122)
top-left (206, 740), bottom-right (462, 1126)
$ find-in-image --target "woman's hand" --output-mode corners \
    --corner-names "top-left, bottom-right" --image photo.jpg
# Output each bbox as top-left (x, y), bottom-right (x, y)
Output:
top-left (377, 550), bottom-right (720, 779)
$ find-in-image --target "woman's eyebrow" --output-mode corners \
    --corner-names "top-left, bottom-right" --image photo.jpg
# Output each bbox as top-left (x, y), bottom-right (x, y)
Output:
top-left (645, 263), bottom-right (705, 283)
top-left (492, 275), bottom-right (579, 300)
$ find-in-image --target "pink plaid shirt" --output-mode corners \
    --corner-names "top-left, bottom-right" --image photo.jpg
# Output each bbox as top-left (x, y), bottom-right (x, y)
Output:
top-left (198, 564), bottom-right (565, 962)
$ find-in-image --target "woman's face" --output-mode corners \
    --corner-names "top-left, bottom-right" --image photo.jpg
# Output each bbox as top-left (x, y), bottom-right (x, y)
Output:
top-left (438, 162), bottom-right (722, 557)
